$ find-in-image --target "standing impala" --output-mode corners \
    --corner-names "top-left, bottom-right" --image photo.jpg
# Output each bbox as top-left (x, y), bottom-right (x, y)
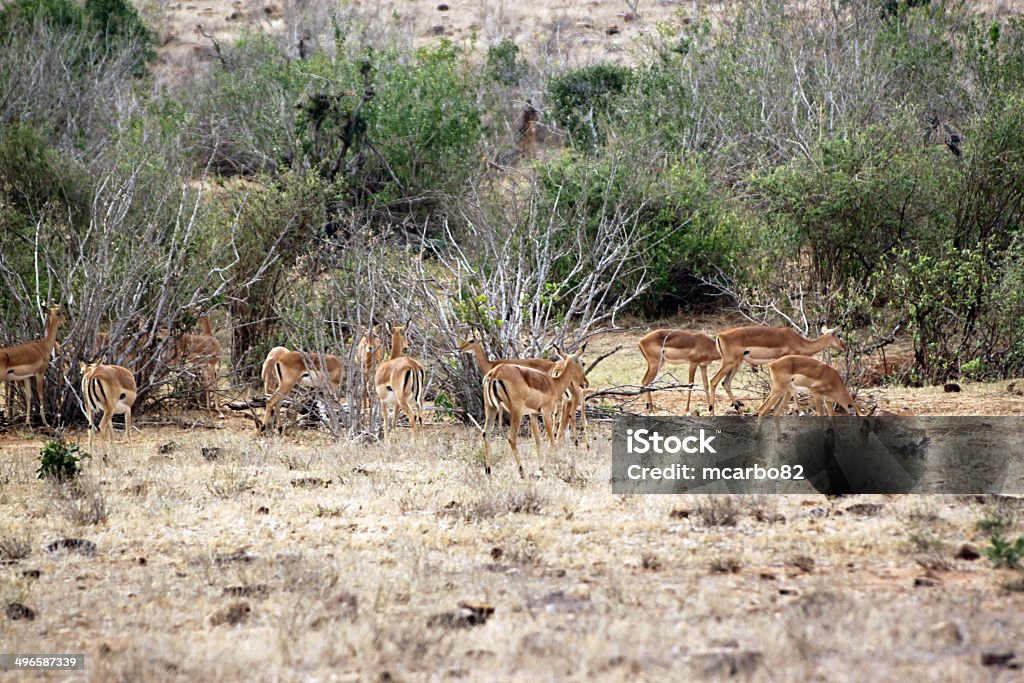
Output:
top-left (481, 346), bottom-right (585, 478)
top-left (80, 361), bottom-right (137, 450)
top-left (637, 329), bottom-right (720, 413)
top-left (176, 315), bottom-right (222, 416)
top-left (458, 336), bottom-right (589, 446)
top-left (260, 348), bottom-right (343, 434)
top-left (356, 324), bottom-right (383, 409)
top-left (757, 355), bottom-right (860, 431)
top-left (0, 304), bottom-right (66, 427)
top-left (374, 326), bottom-right (425, 441)
top-left (708, 325), bottom-right (844, 413)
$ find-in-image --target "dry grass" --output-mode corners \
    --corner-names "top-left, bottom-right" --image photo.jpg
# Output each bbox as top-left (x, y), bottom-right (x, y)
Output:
top-left (0, 408), bottom-right (1022, 680)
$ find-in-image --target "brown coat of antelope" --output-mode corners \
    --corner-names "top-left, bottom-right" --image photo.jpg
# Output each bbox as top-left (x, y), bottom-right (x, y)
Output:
top-left (356, 324), bottom-right (383, 409)
top-left (176, 316), bottom-right (222, 415)
top-left (756, 355), bottom-right (860, 423)
top-left (637, 329), bottom-right (720, 413)
top-left (80, 361), bottom-right (137, 450)
top-left (374, 326), bottom-right (425, 441)
top-left (458, 336), bottom-right (589, 446)
top-left (709, 325), bottom-right (844, 413)
top-left (0, 304), bottom-right (66, 427)
top-left (481, 346), bottom-right (586, 478)
top-left (260, 349), bottom-right (343, 434)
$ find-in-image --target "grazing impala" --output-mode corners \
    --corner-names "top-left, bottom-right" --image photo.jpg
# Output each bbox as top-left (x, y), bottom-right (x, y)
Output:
top-left (80, 361), bottom-right (137, 450)
top-left (374, 326), bottom-right (425, 441)
top-left (637, 329), bottom-right (720, 413)
top-left (709, 325), bottom-right (844, 413)
top-left (757, 355), bottom-right (860, 429)
top-left (0, 304), bottom-right (66, 427)
top-left (458, 336), bottom-right (589, 446)
top-left (481, 346), bottom-right (585, 478)
top-left (260, 348), bottom-right (343, 434)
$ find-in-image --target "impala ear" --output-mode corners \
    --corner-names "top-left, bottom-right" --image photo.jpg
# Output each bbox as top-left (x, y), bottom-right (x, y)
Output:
top-left (574, 343), bottom-right (587, 359)
top-left (822, 325), bottom-right (839, 335)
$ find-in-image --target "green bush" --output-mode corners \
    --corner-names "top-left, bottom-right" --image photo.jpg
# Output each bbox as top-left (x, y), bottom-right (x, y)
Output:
top-left (538, 151), bottom-right (748, 315)
top-left (547, 64), bottom-right (632, 149)
top-left (486, 39), bottom-right (528, 87)
top-left (37, 440), bottom-right (88, 481)
top-left (195, 37), bottom-right (481, 209)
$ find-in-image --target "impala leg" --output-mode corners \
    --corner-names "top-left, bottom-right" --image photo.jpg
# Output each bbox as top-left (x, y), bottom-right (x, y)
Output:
top-left (85, 403), bottom-right (94, 452)
top-left (528, 415), bottom-right (542, 454)
top-left (577, 387), bottom-right (588, 449)
top-left (482, 396), bottom-right (495, 476)
top-left (640, 356), bottom-right (660, 410)
top-left (685, 363), bottom-right (697, 414)
top-left (722, 364), bottom-right (743, 409)
top-left (398, 396), bottom-right (414, 438)
top-left (508, 411), bottom-right (526, 479)
top-left (22, 378), bottom-right (33, 425)
top-left (699, 365), bottom-right (710, 415)
top-left (708, 363), bottom-right (732, 413)
top-left (125, 408), bottom-right (133, 448)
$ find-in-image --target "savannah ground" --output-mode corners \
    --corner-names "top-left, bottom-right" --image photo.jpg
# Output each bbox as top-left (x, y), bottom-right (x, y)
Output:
top-left (2, 328), bottom-right (1024, 681)
top-left (4, 0), bottom-right (1024, 679)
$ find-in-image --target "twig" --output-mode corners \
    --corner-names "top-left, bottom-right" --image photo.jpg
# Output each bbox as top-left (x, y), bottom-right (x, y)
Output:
top-left (586, 382), bottom-right (695, 401)
top-left (584, 344), bottom-right (623, 376)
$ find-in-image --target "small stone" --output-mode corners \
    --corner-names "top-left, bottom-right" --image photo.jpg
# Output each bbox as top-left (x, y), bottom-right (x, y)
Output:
top-left (955, 544), bottom-right (980, 561)
top-left (209, 601), bottom-right (251, 626)
top-left (981, 651), bottom-right (1018, 668)
top-left (924, 621), bottom-right (963, 646)
top-left (5, 602), bottom-right (36, 621)
top-left (566, 583), bottom-right (591, 600)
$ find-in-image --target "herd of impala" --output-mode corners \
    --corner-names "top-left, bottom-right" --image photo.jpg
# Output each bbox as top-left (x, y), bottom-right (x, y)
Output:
top-left (0, 304), bottom-right (861, 476)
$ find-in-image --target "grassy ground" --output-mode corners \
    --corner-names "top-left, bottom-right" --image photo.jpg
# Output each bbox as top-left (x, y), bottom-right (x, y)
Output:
top-left (3, 326), bottom-right (1024, 680)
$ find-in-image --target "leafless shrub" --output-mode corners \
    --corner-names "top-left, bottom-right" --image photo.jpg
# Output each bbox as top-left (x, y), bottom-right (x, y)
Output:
top-left (695, 496), bottom-right (740, 527)
top-left (0, 527), bottom-right (32, 561)
top-left (440, 484), bottom-right (550, 520)
top-left (206, 464), bottom-right (259, 498)
top-left (709, 555), bottom-right (742, 574)
top-left (49, 477), bottom-right (110, 526)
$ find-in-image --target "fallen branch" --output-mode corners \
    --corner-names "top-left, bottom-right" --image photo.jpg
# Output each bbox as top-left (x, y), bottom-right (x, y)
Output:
top-left (585, 382), bottom-right (696, 402)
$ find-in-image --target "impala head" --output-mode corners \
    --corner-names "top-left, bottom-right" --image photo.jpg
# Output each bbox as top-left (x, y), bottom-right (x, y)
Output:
top-left (553, 344), bottom-right (588, 385)
top-left (820, 325), bottom-right (845, 353)
top-left (457, 335), bottom-right (482, 354)
top-left (391, 325), bottom-right (409, 354)
top-left (45, 303), bottom-right (68, 327)
top-left (79, 360), bottom-right (100, 379)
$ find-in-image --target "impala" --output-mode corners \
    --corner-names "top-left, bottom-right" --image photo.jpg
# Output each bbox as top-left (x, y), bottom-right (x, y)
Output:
top-left (356, 324), bottom-right (383, 409)
top-left (637, 329), bottom-right (720, 413)
top-left (80, 361), bottom-right (137, 450)
top-left (374, 326), bottom-right (425, 441)
top-left (260, 348), bottom-right (343, 434)
top-left (175, 315), bottom-right (222, 415)
top-left (757, 355), bottom-right (860, 429)
top-left (481, 346), bottom-right (585, 478)
top-left (709, 325), bottom-right (844, 413)
top-left (0, 304), bottom-right (66, 427)
top-left (458, 336), bottom-right (588, 446)
top-left (261, 346), bottom-right (291, 396)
